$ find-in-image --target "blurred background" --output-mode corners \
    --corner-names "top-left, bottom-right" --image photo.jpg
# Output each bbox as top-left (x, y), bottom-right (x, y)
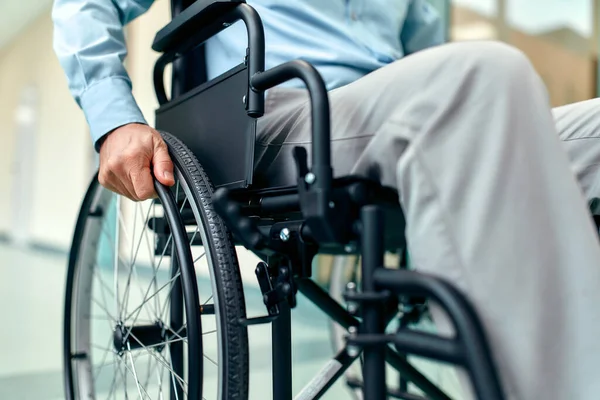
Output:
top-left (0, 0), bottom-right (598, 398)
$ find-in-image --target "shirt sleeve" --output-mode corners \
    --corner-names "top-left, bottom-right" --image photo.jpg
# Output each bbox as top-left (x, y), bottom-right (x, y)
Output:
top-left (401, 0), bottom-right (445, 55)
top-left (52, 0), bottom-right (155, 150)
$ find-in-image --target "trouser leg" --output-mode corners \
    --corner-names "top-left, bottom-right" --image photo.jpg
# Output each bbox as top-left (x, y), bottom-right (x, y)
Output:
top-left (255, 41), bottom-right (600, 399)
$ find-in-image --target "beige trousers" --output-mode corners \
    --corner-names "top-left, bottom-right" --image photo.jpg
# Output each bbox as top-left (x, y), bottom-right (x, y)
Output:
top-left (254, 41), bottom-right (600, 399)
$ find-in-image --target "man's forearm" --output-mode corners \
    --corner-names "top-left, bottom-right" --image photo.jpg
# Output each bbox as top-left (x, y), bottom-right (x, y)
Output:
top-left (52, 0), bottom-right (154, 148)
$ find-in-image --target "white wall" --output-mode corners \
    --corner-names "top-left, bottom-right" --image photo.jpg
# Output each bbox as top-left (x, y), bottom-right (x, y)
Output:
top-left (0, 0), bottom-right (173, 250)
top-left (0, 11), bottom-right (92, 249)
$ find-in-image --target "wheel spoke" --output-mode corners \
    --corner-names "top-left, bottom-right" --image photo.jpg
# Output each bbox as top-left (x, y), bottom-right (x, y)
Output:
top-left (158, 263), bottom-right (187, 323)
top-left (91, 297), bottom-right (118, 324)
top-left (100, 224), bottom-right (130, 276)
top-left (126, 343), bottom-right (150, 399)
top-left (139, 202), bottom-right (163, 320)
top-left (204, 353), bottom-right (218, 367)
top-left (122, 203), bottom-right (156, 321)
top-left (122, 220), bottom-right (172, 326)
top-left (179, 196), bottom-right (188, 213)
top-left (114, 196), bottom-right (122, 324)
top-left (106, 354), bottom-right (123, 399)
top-left (93, 357), bottom-right (123, 380)
top-left (193, 251), bottom-right (206, 265)
top-left (123, 271), bottom-right (181, 327)
top-left (170, 371), bottom-right (182, 400)
top-left (129, 331), bottom-right (188, 390)
top-left (156, 360), bottom-right (166, 400)
top-left (91, 343), bottom-right (115, 353)
top-left (93, 266), bottom-right (115, 297)
top-left (93, 267), bottom-right (116, 331)
top-left (92, 336), bottom-right (115, 382)
top-left (117, 202), bottom-right (134, 246)
top-left (202, 294), bottom-right (213, 307)
top-left (154, 234), bottom-right (173, 273)
top-left (129, 203), bottom-right (138, 274)
top-left (189, 227), bottom-right (199, 246)
top-left (160, 323), bottom-right (187, 344)
top-left (141, 354), bottom-right (157, 393)
top-left (114, 350), bottom-right (129, 400)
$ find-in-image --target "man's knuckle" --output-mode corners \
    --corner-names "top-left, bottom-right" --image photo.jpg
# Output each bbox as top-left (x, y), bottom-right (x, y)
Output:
top-left (142, 133), bottom-right (154, 145)
top-left (136, 186), bottom-right (154, 200)
top-left (105, 158), bottom-right (120, 171)
top-left (98, 171), bottom-right (108, 185)
top-left (122, 148), bottom-right (138, 161)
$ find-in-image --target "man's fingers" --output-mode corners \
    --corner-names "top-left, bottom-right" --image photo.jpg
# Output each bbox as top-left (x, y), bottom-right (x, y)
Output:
top-left (99, 170), bottom-right (139, 201)
top-left (152, 139), bottom-right (175, 187)
top-left (110, 170), bottom-right (141, 201)
top-left (97, 124), bottom-right (172, 201)
top-left (130, 165), bottom-right (157, 200)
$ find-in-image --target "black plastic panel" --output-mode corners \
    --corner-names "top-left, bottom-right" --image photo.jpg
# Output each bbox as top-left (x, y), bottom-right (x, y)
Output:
top-left (155, 65), bottom-right (256, 189)
top-left (153, 0), bottom-right (245, 53)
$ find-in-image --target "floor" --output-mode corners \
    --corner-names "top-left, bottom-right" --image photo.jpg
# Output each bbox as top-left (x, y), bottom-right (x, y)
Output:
top-left (0, 242), bottom-right (463, 400)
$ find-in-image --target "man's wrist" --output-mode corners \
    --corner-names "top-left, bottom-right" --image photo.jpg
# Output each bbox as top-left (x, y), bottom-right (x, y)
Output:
top-left (79, 77), bottom-right (148, 150)
top-left (94, 122), bottom-right (149, 152)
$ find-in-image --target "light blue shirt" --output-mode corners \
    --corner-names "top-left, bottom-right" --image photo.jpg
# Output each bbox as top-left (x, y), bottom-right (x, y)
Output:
top-left (52, 0), bottom-right (444, 148)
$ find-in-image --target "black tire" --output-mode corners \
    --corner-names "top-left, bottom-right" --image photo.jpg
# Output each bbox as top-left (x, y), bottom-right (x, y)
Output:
top-left (161, 131), bottom-right (249, 400)
top-left (63, 131), bottom-right (249, 400)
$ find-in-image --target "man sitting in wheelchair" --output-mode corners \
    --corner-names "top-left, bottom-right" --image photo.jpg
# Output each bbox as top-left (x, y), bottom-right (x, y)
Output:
top-left (53, 0), bottom-right (600, 399)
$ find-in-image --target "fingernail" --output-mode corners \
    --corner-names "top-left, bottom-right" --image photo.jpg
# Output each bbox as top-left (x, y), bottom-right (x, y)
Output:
top-left (163, 170), bottom-right (172, 180)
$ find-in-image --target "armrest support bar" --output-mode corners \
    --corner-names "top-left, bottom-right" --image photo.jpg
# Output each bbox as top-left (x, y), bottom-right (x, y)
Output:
top-left (251, 61), bottom-right (332, 189)
top-left (153, 4), bottom-right (265, 115)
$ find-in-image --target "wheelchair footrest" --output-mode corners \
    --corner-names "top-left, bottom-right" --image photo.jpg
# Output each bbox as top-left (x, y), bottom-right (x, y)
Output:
top-left (346, 332), bottom-right (463, 365)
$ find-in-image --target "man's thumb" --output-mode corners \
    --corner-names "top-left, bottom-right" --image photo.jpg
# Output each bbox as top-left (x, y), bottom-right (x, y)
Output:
top-left (153, 141), bottom-right (175, 186)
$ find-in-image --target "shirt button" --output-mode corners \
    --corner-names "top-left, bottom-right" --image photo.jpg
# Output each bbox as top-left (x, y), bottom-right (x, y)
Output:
top-left (351, 12), bottom-right (358, 21)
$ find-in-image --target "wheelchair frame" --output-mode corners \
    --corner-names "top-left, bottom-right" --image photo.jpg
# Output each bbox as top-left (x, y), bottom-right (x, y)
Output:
top-left (152, 1), bottom-right (505, 399)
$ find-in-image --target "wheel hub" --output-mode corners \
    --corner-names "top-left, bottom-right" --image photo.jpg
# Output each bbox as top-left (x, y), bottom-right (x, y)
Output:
top-left (113, 322), bottom-right (166, 355)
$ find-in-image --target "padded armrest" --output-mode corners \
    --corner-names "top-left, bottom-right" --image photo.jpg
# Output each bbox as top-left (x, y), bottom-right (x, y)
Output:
top-left (152, 0), bottom-right (245, 53)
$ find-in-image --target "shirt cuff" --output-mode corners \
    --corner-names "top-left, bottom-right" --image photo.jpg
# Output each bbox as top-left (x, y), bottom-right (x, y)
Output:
top-left (79, 77), bottom-right (148, 151)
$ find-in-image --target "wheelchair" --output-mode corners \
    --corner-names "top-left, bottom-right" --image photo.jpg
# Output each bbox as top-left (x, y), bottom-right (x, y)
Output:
top-left (62, 1), bottom-right (506, 399)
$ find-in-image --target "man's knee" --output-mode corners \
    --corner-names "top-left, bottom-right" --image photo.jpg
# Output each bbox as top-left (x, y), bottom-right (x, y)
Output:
top-left (449, 41), bottom-right (540, 91)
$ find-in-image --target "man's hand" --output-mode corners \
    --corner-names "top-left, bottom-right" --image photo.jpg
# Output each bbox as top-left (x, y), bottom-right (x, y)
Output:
top-left (98, 124), bottom-right (175, 201)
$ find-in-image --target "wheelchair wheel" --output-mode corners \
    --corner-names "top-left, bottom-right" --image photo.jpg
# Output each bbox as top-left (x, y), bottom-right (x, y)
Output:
top-left (64, 131), bottom-right (249, 399)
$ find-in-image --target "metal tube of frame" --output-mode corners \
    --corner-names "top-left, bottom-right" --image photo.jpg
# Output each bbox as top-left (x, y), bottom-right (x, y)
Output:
top-left (360, 206), bottom-right (386, 400)
top-left (385, 332), bottom-right (465, 365)
top-left (384, 350), bottom-right (452, 400)
top-left (374, 268), bottom-right (505, 400)
top-left (154, 3), bottom-right (266, 114)
top-left (251, 60), bottom-right (333, 191)
top-left (259, 194), bottom-right (301, 214)
top-left (294, 347), bottom-right (359, 400)
top-left (169, 0), bottom-right (194, 98)
top-left (272, 301), bottom-right (293, 400)
top-left (295, 279), bottom-right (359, 329)
top-left (295, 278), bottom-right (453, 400)
top-left (232, 4), bottom-right (266, 116)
